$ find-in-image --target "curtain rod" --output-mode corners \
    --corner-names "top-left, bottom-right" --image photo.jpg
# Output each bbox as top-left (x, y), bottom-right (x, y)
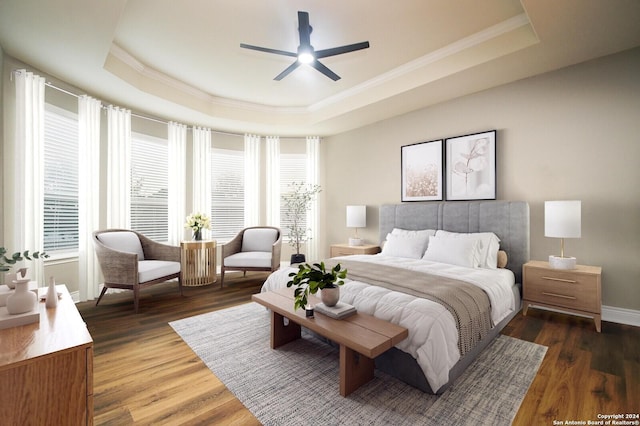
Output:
top-left (27, 73), bottom-right (313, 140)
top-left (43, 81), bottom-right (238, 135)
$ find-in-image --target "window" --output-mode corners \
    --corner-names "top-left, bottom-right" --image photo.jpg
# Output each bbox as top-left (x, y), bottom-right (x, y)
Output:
top-left (280, 153), bottom-right (307, 241)
top-left (211, 148), bottom-right (244, 241)
top-left (130, 133), bottom-right (169, 242)
top-left (43, 104), bottom-right (79, 252)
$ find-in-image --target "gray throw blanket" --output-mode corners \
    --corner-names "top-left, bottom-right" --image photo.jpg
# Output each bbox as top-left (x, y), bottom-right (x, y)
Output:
top-left (323, 258), bottom-right (493, 356)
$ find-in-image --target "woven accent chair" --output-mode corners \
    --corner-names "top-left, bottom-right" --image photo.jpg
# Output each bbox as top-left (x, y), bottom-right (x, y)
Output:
top-left (220, 226), bottom-right (282, 287)
top-left (93, 229), bottom-right (182, 313)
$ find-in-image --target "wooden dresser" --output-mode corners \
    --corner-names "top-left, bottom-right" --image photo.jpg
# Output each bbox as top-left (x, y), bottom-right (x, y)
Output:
top-left (523, 260), bottom-right (602, 332)
top-left (0, 285), bottom-right (94, 425)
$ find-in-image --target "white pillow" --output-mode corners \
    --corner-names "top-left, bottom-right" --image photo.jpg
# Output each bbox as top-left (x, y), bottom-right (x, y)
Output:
top-left (380, 233), bottom-right (429, 259)
top-left (98, 231), bottom-right (145, 260)
top-left (242, 228), bottom-right (278, 252)
top-left (422, 236), bottom-right (478, 268)
top-left (391, 228), bottom-right (435, 253)
top-left (435, 230), bottom-right (501, 269)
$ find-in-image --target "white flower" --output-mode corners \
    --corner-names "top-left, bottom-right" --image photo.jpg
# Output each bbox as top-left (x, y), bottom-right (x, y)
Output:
top-left (184, 212), bottom-right (211, 231)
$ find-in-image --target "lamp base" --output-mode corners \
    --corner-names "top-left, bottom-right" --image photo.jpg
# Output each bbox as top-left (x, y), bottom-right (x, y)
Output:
top-left (348, 237), bottom-right (363, 246)
top-left (549, 255), bottom-right (577, 270)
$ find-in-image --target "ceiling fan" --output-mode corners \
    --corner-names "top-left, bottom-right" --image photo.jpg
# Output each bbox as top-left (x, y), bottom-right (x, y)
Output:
top-left (240, 11), bottom-right (370, 81)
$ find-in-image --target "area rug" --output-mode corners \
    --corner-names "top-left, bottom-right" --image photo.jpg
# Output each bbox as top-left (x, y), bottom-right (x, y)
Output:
top-left (170, 302), bottom-right (546, 426)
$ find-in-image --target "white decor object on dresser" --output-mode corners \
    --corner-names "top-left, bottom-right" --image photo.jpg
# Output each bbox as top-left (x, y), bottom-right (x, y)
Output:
top-left (545, 200), bottom-right (581, 269)
top-left (45, 276), bottom-right (58, 308)
top-left (6, 278), bottom-right (36, 315)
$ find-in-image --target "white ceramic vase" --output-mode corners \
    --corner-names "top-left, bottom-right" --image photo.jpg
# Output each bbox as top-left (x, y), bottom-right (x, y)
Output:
top-left (5, 268), bottom-right (28, 290)
top-left (6, 278), bottom-right (37, 314)
top-left (4, 272), bottom-right (17, 289)
top-left (321, 286), bottom-right (340, 307)
top-left (46, 276), bottom-right (58, 308)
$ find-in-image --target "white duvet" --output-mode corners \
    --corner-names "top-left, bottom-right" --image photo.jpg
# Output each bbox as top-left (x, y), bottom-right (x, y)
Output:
top-left (261, 254), bottom-right (517, 392)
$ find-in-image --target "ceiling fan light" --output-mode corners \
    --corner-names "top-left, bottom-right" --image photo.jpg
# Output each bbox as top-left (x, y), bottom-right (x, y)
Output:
top-left (297, 52), bottom-right (314, 64)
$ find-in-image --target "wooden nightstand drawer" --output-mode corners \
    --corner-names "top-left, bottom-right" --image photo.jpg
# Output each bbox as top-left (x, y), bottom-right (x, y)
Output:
top-left (523, 267), bottom-right (599, 312)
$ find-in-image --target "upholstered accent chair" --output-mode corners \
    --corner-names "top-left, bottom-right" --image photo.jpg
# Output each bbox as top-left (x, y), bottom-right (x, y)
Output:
top-left (93, 229), bottom-right (182, 313)
top-left (220, 226), bottom-right (282, 287)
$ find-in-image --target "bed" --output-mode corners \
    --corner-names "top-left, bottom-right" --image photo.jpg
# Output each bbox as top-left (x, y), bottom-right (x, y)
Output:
top-left (262, 200), bottom-right (530, 394)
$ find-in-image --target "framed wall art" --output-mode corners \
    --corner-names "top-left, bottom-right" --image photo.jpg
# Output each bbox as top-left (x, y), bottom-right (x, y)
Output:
top-left (445, 130), bottom-right (496, 201)
top-left (401, 139), bottom-right (443, 202)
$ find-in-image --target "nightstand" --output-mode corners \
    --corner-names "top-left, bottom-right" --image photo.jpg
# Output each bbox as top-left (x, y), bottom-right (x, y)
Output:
top-left (330, 243), bottom-right (380, 257)
top-left (522, 260), bottom-right (602, 332)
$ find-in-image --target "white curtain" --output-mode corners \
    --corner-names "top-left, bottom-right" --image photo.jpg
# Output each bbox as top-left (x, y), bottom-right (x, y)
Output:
top-left (78, 95), bottom-right (102, 301)
top-left (306, 136), bottom-right (321, 261)
top-left (265, 136), bottom-right (280, 226)
top-left (168, 122), bottom-right (187, 245)
top-left (244, 134), bottom-right (261, 227)
top-left (106, 106), bottom-right (132, 229)
top-left (12, 70), bottom-right (46, 284)
top-left (192, 127), bottom-right (212, 239)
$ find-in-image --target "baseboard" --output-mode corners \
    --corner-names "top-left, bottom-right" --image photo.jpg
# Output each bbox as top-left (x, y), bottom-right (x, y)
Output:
top-left (602, 305), bottom-right (640, 328)
top-left (70, 290), bottom-right (80, 303)
top-left (527, 303), bottom-right (640, 328)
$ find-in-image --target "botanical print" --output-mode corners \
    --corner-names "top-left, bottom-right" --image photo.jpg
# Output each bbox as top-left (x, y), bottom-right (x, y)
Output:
top-left (401, 140), bottom-right (443, 201)
top-left (446, 131), bottom-right (496, 200)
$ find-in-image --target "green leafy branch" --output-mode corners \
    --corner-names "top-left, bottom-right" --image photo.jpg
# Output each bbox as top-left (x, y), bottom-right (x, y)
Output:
top-left (0, 247), bottom-right (49, 272)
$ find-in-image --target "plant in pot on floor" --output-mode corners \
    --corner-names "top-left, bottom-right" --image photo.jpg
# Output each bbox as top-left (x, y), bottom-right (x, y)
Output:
top-left (287, 261), bottom-right (347, 310)
top-left (282, 182), bottom-right (321, 264)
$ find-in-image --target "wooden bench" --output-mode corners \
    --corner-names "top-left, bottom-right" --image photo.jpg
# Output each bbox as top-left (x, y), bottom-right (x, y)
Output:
top-left (252, 288), bottom-right (408, 396)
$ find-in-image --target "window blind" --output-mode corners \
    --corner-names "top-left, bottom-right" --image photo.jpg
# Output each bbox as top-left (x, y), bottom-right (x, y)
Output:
top-left (280, 153), bottom-right (307, 242)
top-left (211, 148), bottom-right (244, 241)
top-left (43, 104), bottom-right (79, 252)
top-left (130, 133), bottom-right (169, 242)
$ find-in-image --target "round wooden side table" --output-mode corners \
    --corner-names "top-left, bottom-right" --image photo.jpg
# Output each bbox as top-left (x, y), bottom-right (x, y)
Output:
top-left (180, 240), bottom-right (217, 286)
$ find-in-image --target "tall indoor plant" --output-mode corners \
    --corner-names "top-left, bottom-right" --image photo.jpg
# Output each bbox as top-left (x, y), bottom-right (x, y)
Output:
top-left (282, 182), bottom-right (321, 264)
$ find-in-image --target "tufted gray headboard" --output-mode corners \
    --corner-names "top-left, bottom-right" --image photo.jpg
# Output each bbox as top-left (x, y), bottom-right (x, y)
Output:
top-left (379, 201), bottom-right (530, 284)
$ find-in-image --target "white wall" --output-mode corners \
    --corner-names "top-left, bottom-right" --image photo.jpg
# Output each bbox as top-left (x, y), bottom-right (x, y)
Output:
top-left (323, 47), bottom-right (640, 311)
top-left (2, 47), bottom-right (639, 311)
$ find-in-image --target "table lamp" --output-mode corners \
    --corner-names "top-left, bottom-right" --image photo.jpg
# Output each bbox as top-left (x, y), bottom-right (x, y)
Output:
top-left (545, 200), bottom-right (581, 269)
top-left (346, 205), bottom-right (366, 246)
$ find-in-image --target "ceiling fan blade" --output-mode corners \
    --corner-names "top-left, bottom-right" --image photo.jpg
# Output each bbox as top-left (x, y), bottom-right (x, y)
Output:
top-left (274, 61), bottom-right (301, 81)
top-left (240, 43), bottom-right (297, 58)
top-left (297, 11), bottom-right (312, 48)
top-left (315, 41), bottom-right (370, 59)
top-left (310, 60), bottom-right (340, 81)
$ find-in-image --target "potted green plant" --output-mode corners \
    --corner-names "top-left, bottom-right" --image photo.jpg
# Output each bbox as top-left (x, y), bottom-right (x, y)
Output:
top-left (286, 261), bottom-right (347, 310)
top-left (282, 182), bottom-right (321, 264)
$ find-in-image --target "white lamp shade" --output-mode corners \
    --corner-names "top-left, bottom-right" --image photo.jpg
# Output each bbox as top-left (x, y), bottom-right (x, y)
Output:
top-left (346, 205), bottom-right (366, 228)
top-left (545, 200), bottom-right (581, 238)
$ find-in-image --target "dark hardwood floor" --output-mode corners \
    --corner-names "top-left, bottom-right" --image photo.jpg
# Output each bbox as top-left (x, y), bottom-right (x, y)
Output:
top-left (77, 274), bottom-right (639, 425)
